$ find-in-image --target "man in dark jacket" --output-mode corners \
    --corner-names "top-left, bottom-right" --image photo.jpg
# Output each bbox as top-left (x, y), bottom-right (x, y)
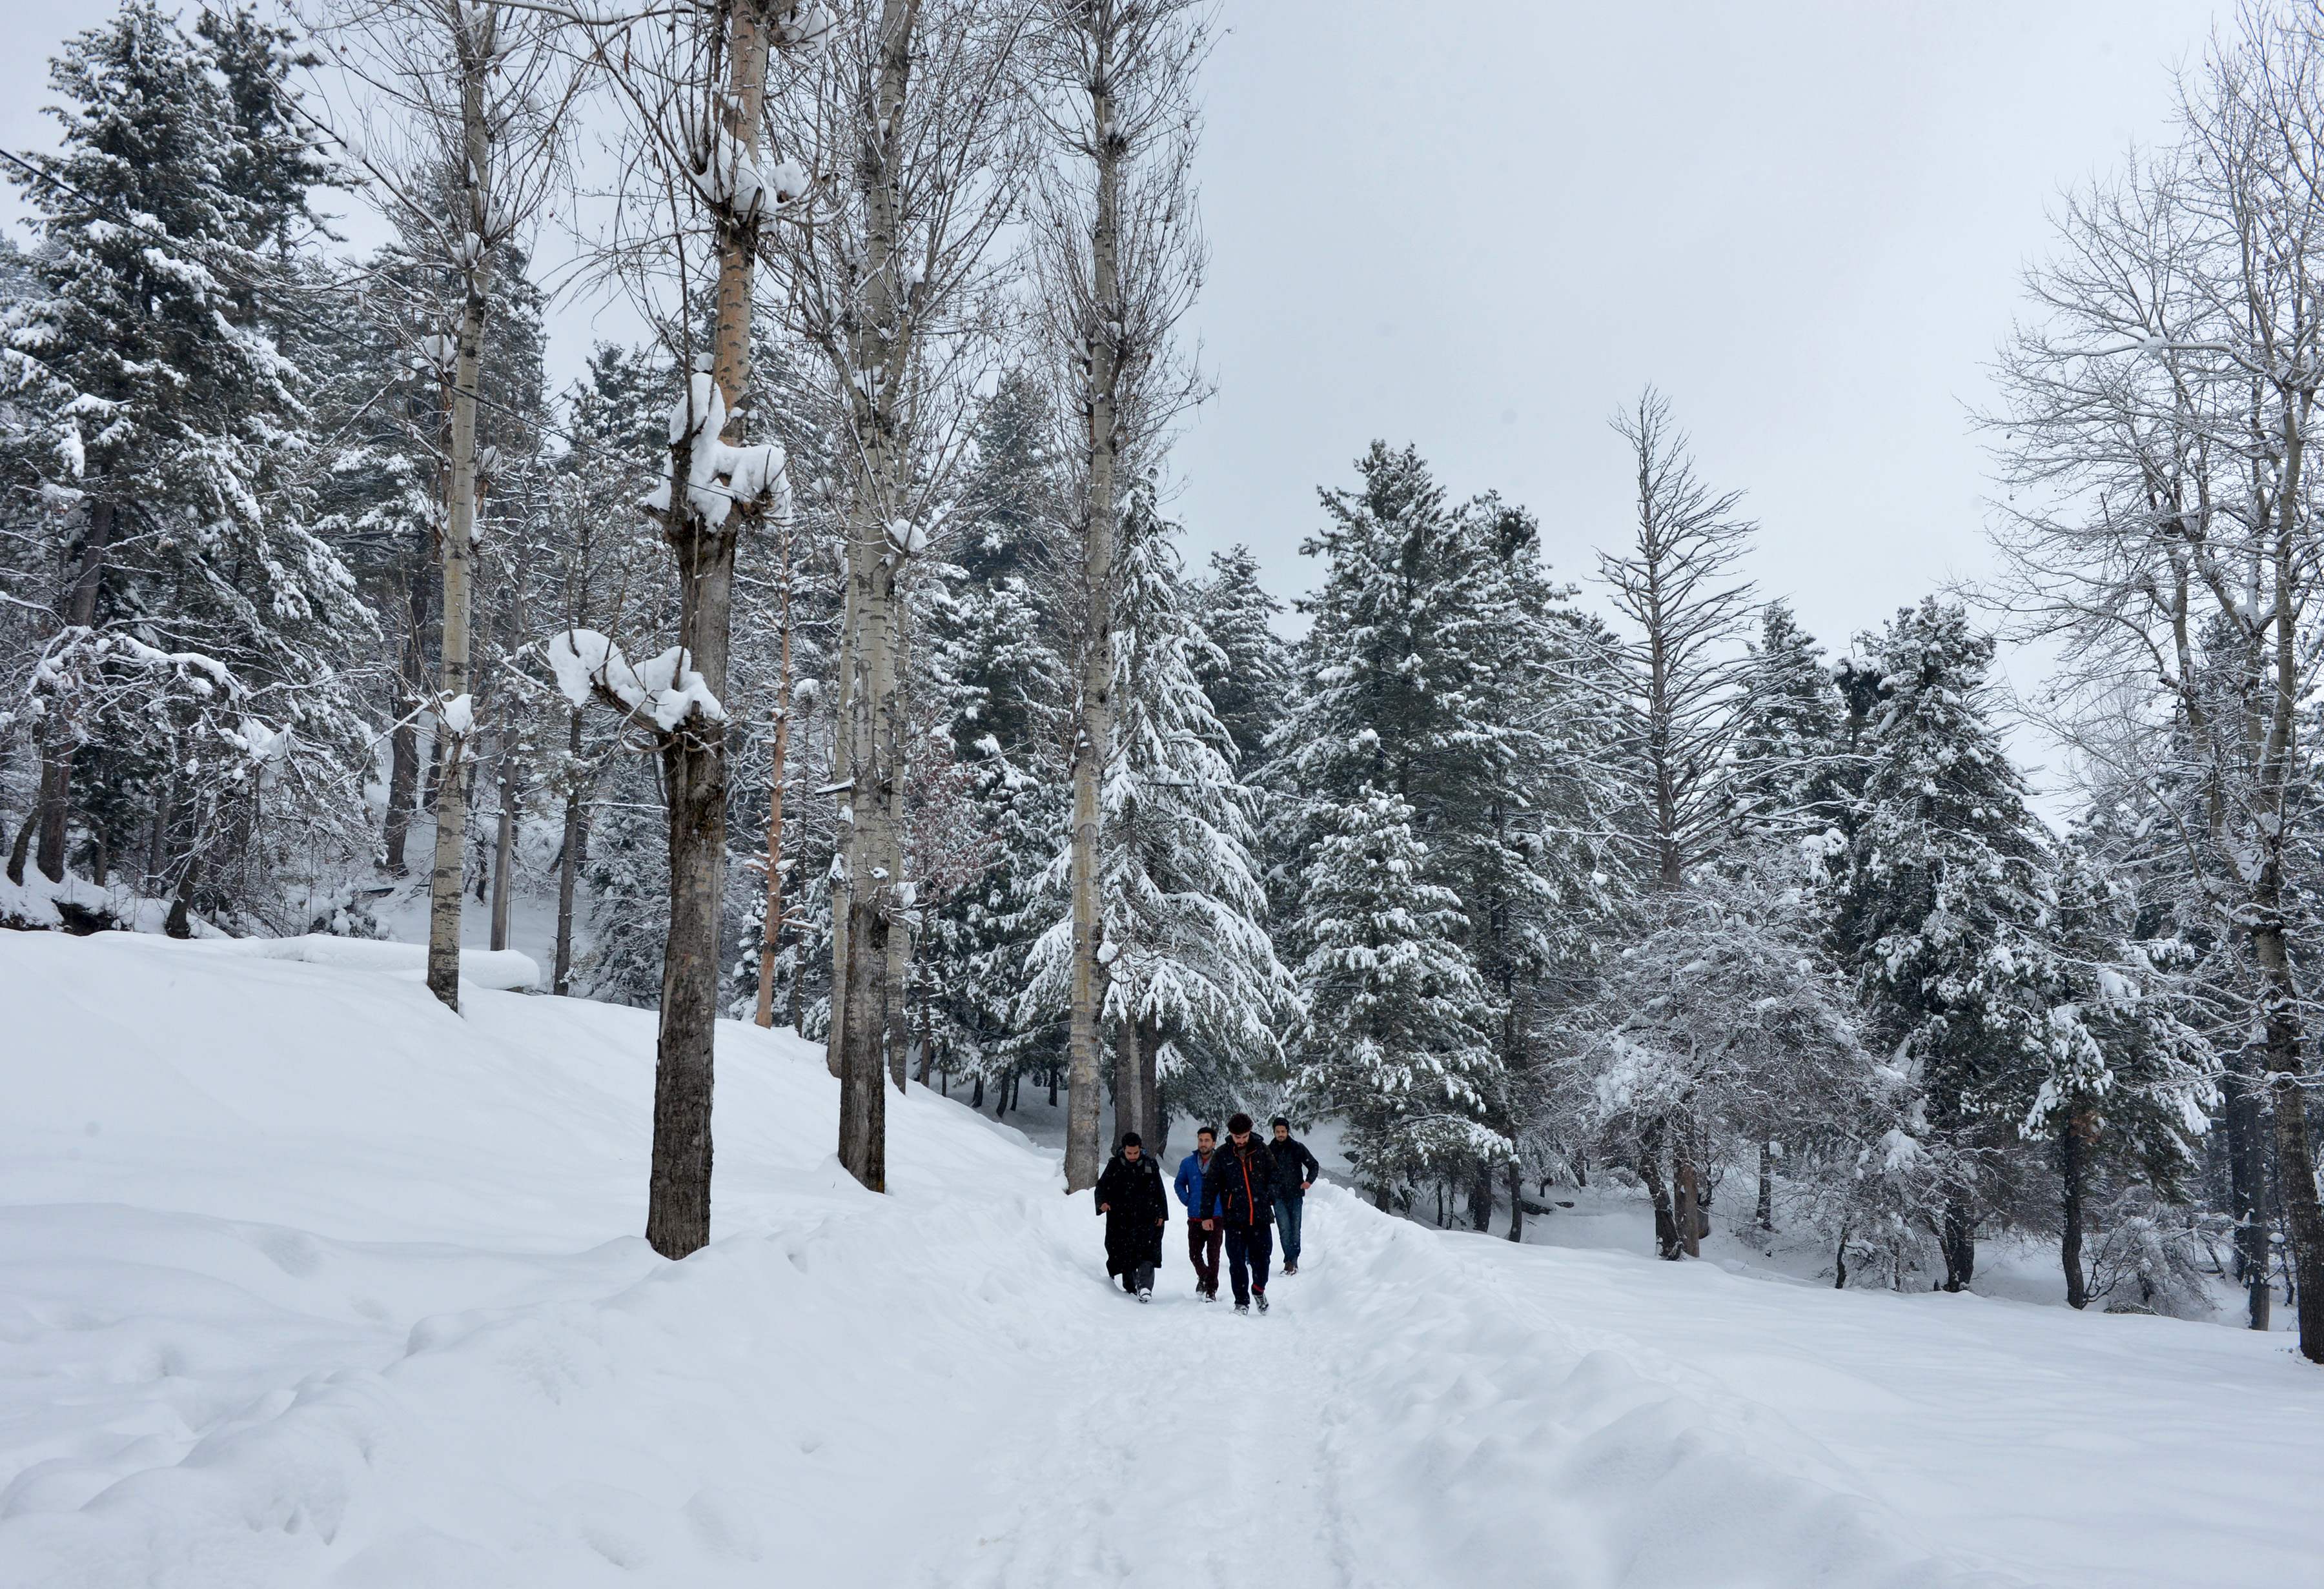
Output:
top-left (1173, 1126), bottom-right (1225, 1301)
top-left (1207, 1112), bottom-right (1276, 1313)
top-left (1095, 1132), bottom-right (1168, 1301)
top-left (1268, 1116), bottom-right (1322, 1274)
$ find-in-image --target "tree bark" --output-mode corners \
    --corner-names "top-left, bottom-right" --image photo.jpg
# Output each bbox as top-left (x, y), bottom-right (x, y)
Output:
top-left (2061, 1109), bottom-right (2089, 1310)
top-left (1505, 1158), bottom-right (1524, 1242)
top-left (1064, 37), bottom-right (1125, 1197)
top-left (489, 744), bottom-right (518, 952)
top-left (423, 32), bottom-right (493, 1013)
top-left (753, 518), bottom-right (796, 1029)
top-left (1640, 1117), bottom-right (1680, 1260)
top-left (1755, 1140), bottom-right (1775, 1232)
top-left (552, 709), bottom-right (583, 997)
top-left (2223, 1058), bottom-right (2272, 1331)
top-left (833, 0), bottom-right (918, 1189)
top-left (383, 560), bottom-right (428, 874)
top-left (35, 500), bottom-right (114, 884)
top-left (1940, 1192), bottom-right (1977, 1293)
top-left (2245, 396), bottom-right (2324, 1362)
top-left (1673, 1139), bottom-right (1702, 1259)
top-left (1470, 1160), bottom-right (1494, 1233)
top-left (644, 0), bottom-right (779, 1257)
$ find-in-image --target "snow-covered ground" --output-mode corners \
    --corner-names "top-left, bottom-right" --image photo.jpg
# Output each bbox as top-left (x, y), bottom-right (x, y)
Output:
top-left (2, 932), bottom-right (2319, 1587)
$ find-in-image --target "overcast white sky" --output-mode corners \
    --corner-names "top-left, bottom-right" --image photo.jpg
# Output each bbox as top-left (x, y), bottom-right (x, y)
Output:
top-left (0, 0), bottom-right (2236, 786)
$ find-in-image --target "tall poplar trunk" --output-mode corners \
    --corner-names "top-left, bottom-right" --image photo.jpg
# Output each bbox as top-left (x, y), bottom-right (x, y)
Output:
top-left (753, 521), bottom-right (796, 1029)
top-left (833, 0), bottom-right (918, 1193)
top-left (1064, 43), bottom-right (1125, 1197)
top-left (553, 710), bottom-right (583, 996)
top-left (34, 500), bottom-right (114, 883)
top-left (1755, 1140), bottom-right (1775, 1232)
top-left (643, 0), bottom-right (779, 1259)
top-left (423, 31), bottom-right (493, 1013)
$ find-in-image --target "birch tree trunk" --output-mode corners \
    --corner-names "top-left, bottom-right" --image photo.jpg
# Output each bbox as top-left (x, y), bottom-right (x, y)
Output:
top-left (833, 0), bottom-right (919, 1191)
top-left (754, 520), bottom-right (796, 1029)
top-left (423, 38), bottom-right (491, 1011)
top-left (1063, 45), bottom-right (1123, 1197)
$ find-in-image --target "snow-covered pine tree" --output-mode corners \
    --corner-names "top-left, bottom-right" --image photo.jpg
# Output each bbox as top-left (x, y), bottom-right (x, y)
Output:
top-left (1729, 600), bottom-right (1849, 842)
top-left (1273, 445), bottom-right (1623, 1222)
top-left (1290, 783), bottom-right (1500, 1209)
top-left (1021, 481), bottom-right (1289, 1153)
top-left (1833, 598), bottom-right (2056, 1291)
top-left (2032, 840), bottom-right (2218, 1309)
top-left (1, 1), bottom-right (375, 924)
top-left (1191, 544), bottom-right (1289, 774)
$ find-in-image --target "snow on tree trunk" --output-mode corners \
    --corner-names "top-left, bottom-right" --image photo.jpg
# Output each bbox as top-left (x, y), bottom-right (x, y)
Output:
top-left (424, 121), bottom-right (488, 1011)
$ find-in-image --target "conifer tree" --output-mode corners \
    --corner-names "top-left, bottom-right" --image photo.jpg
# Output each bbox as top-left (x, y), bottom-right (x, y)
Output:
top-left (2, 1), bottom-right (372, 919)
top-left (1835, 598), bottom-right (2056, 1291)
top-left (1730, 600), bottom-right (1848, 840)
top-left (1291, 784), bottom-right (1500, 1208)
top-left (1022, 482), bottom-right (1287, 1149)
top-left (1192, 544), bottom-right (1289, 773)
top-left (2033, 842), bottom-right (2218, 1308)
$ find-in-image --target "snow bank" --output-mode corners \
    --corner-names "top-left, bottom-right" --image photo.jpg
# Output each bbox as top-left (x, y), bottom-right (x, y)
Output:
top-left (0, 867), bottom-right (222, 936)
top-left (0, 933), bottom-right (2317, 1588)
top-left (173, 931), bottom-right (540, 991)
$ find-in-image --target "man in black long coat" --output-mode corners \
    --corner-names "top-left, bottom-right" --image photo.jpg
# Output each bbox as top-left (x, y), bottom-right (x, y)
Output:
top-left (1095, 1131), bottom-right (1169, 1301)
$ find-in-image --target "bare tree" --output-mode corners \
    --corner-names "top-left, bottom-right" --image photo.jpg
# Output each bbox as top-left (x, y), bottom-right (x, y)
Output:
top-left (1597, 388), bottom-right (1758, 893)
top-left (1027, 0), bottom-right (1211, 1192)
top-left (1982, 3), bottom-right (2324, 1362)
top-left (552, 0), bottom-right (828, 1256)
top-left (765, 0), bottom-right (1030, 1189)
top-left (305, 0), bottom-right (578, 1009)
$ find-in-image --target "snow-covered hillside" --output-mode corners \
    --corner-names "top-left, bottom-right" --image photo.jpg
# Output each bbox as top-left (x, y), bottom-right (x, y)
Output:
top-left (1, 933), bottom-right (2318, 1588)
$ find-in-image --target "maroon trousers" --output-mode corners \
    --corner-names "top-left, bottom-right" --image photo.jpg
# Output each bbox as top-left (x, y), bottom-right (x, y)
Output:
top-left (1186, 1220), bottom-right (1223, 1295)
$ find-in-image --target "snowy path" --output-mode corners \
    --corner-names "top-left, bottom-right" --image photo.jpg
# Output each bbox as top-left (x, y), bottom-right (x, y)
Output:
top-left (3, 934), bottom-right (2321, 1588)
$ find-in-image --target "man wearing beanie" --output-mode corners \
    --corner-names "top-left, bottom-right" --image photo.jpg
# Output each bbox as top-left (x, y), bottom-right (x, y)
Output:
top-left (1205, 1113), bottom-right (1277, 1313)
top-left (1094, 1130), bottom-right (1168, 1301)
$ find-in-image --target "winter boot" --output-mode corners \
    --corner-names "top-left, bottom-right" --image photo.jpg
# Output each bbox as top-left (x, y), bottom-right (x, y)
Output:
top-left (1255, 1290), bottom-right (1269, 1313)
top-left (1234, 1299), bottom-right (1249, 1314)
top-left (1284, 1262), bottom-right (1298, 1275)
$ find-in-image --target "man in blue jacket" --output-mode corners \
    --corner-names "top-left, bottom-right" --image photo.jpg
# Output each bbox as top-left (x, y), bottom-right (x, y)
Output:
top-left (1173, 1125), bottom-right (1225, 1301)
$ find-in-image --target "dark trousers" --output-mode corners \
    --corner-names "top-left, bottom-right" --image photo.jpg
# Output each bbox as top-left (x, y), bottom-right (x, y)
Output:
top-left (1223, 1220), bottom-right (1273, 1304)
top-left (1119, 1259), bottom-right (1155, 1295)
top-left (1276, 1195), bottom-right (1305, 1266)
top-left (1187, 1222), bottom-right (1223, 1294)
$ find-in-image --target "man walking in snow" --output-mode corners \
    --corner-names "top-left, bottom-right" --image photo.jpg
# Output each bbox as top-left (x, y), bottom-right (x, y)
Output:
top-left (1174, 1125), bottom-right (1225, 1301)
top-left (1268, 1117), bottom-right (1322, 1275)
top-left (1096, 1131), bottom-right (1169, 1301)
top-left (1207, 1113), bottom-right (1276, 1313)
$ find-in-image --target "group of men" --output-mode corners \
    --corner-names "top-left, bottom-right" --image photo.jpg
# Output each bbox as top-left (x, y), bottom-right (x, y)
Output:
top-left (1093, 1113), bottom-right (1322, 1313)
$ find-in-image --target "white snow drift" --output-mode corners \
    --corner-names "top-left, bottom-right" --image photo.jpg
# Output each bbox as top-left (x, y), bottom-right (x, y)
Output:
top-left (0, 931), bottom-right (2317, 1587)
